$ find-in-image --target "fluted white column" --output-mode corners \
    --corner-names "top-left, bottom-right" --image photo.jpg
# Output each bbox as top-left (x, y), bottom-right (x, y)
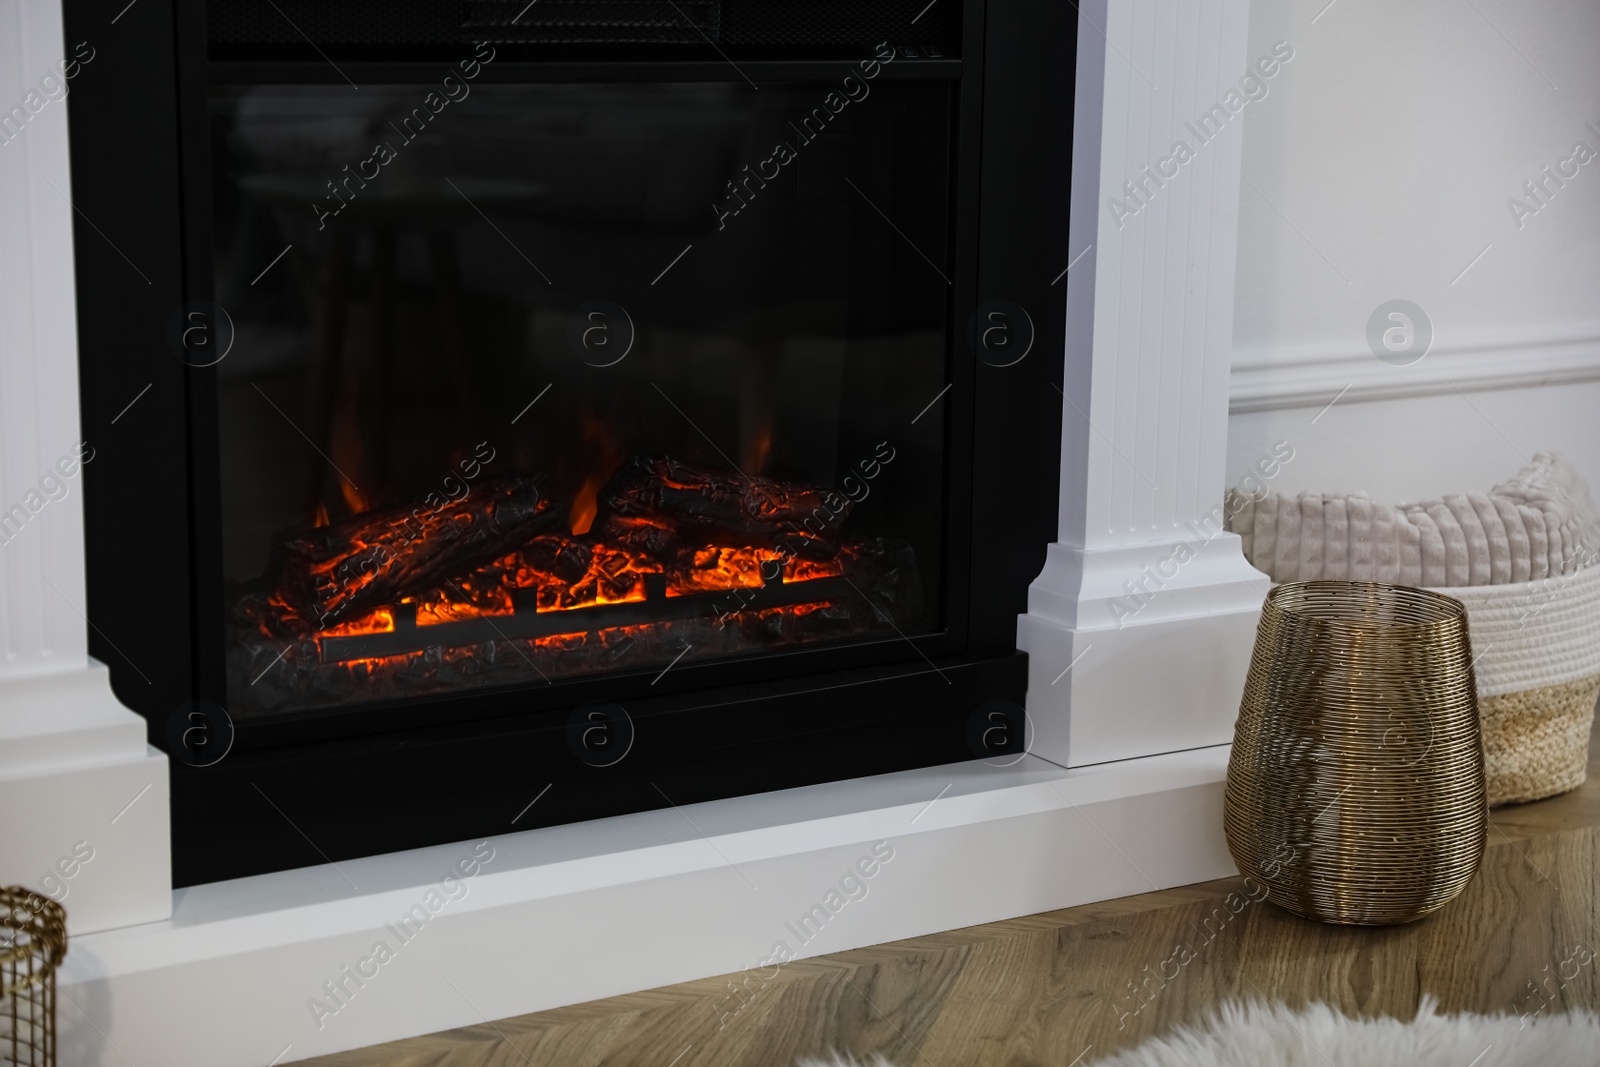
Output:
top-left (1019, 0), bottom-right (1269, 766)
top-left (0, 0), bottom-right (169, 931)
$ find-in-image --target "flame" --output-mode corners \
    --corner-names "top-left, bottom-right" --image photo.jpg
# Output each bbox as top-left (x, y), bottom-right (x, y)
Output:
top-left (570, 474), bottom-right (602, 536)
top-left (745, 419), bottom-right (773, 475)
top-left (568, 410), bottom-right (626, 535)
top-left (339, 479), bottom-right (370, 516)
top-left (313, 502), bottom-right (330, 528)
top-left (328, 380), bottom-right (371, 516)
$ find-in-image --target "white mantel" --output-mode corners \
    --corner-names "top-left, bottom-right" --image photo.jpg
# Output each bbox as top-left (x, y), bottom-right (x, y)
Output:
top-left (0, 1), bottom-right (1262, 1063)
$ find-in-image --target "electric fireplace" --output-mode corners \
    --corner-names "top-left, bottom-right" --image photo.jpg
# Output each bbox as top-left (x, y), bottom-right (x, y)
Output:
top-left (63, 0), bottom-right (1072, 885)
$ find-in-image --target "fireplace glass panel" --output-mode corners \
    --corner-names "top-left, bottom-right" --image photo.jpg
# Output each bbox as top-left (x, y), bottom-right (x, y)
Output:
top-left (209, 81), bottom-right (952, 717)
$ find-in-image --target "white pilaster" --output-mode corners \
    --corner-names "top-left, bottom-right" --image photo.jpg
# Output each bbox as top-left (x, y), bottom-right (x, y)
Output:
top-left (1019, 0), bottom-right (1269, 767)
top-left (0, 0), bottom-right (170, 933)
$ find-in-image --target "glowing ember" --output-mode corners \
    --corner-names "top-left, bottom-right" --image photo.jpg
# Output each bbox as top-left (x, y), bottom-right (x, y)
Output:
top-left (279, 538), bottom-right (849, 647)
top-left (230, 454), bottom-right (923, 714)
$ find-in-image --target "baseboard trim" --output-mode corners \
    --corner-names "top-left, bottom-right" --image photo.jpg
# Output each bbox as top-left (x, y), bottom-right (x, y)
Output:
top-left (57, 746), bottom-right (1235, 1067)
top-left (1230, 326), bottom-right (1600, 413)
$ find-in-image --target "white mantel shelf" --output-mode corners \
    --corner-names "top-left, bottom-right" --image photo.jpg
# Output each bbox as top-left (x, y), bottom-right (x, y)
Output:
top-left (59, 745), bottom-right (1233, 1067)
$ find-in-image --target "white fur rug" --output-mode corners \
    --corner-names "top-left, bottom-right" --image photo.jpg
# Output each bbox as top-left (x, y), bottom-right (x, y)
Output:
top-left (800, 998), bottom-right (1600, 1067)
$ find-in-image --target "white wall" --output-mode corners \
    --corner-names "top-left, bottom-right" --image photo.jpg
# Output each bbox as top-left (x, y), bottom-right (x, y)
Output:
top-left (1226, 0), bottom-right (1600, 503)
top-left (1230, 381), bottom-right (1600, 502)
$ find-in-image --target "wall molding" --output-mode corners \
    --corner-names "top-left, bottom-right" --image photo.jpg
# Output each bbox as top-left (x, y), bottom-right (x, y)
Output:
top-left (1230, 324), bottom-right (1600, 413)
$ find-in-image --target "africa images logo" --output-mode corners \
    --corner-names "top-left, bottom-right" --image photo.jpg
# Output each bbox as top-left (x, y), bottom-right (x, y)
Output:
top-left (1366, 300), bottom-right (1433, 367)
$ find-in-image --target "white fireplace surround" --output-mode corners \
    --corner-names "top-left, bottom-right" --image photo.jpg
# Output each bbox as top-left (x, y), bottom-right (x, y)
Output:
top-left (0, 1), bottom-right (1265, 1063)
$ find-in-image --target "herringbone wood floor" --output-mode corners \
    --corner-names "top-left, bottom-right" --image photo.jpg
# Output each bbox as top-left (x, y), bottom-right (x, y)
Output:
top-left (297, 721), bottom-right (1600, 1067)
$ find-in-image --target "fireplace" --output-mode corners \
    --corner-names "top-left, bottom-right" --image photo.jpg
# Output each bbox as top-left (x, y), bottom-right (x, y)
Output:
top-left (63, 0), bottom-right (1070, 886)
top-left (212, 73), bottom-right (951, 717)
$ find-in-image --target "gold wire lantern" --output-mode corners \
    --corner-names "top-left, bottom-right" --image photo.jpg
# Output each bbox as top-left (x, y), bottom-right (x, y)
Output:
top-left (1225, 581), bottom-right (1488, 925)
top-left (1, 888), bottom-right (66, 1067)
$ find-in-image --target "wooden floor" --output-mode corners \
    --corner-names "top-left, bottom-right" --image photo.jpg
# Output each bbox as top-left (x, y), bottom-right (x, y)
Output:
top-left (301, 722), bottom-right (1600, 1067)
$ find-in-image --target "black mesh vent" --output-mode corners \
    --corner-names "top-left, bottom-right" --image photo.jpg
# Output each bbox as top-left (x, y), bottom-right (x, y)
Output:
top-left (208, 0), bottom-right (460, 45)
top-left (722, 0), bottom-right (946, 46)
top-left (464, 0), bottom-right (721, 44)
top-left (208, 0), bottom-right (952, 49)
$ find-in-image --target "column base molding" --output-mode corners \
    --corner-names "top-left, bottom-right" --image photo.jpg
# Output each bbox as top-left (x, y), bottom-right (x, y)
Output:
top-left (1019, 535), bottom-right (1269, 767)
top-left (0, 662), bottom-right (171, 935)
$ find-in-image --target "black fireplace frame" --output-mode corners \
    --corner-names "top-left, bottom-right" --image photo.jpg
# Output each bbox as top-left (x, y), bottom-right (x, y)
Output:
top-left (63, 0), bottom-right (1075, 886)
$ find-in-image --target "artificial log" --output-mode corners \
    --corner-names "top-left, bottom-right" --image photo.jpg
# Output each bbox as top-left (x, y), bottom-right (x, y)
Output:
top-left (230, 534), bottom-right (929, 716)
top-left (271, 473), bottom-right (565, 628)
top-left (596, 456), bottom-right (852, 559)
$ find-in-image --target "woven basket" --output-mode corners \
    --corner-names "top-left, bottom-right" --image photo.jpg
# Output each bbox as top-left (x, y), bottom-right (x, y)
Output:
top-left (1225, 452), bottom-right (1600, 807)
top-left (1433, 565), bottom-right (1600, 804)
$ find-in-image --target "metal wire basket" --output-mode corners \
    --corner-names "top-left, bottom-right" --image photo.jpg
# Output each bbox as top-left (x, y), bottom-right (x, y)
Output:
top-left (1, 889), bottom-right (67, 1067)
top-left (1225, 581), bottom-right (1488, 925)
